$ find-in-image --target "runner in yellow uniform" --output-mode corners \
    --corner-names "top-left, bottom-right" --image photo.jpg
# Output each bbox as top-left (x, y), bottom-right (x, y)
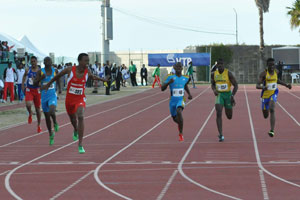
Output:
top-left (256, 58), bottom-right (291, 137)
top-left (211, 59), bottom-right (238, 142)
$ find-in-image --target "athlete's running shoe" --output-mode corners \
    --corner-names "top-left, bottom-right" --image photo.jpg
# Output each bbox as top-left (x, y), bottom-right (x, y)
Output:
top-left (54, 123), bottom-right (59, 133)
top-left (28, 115), bottom-right (32, 124)
top-left (78, 146), bottom-right (85, 154)
top-left (49, 132), bottom-right (55, 145)
top-left (37, 126), bottom-right (42, 133)
top-left (218, 134), bottom-right (224, 142)
top-left (268, 130), bottom-right (274, 137)
top-left (179, 134), bottom-right (184, 142)
top-left (73, 131), bottom-right (78, 141)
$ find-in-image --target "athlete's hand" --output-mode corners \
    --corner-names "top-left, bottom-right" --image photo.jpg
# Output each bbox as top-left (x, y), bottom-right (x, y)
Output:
top-left (287, 84), bottom-right (292, 89)
top-left (188, 94), bottom-right (192, 100)
top-left (262, 86), bottom-right (268, 91)
top-left (213, 90), bottom-right (218, 96)
top-left (168, 78), bottom-right (174, 84)
top-left (231, 95), bottom-right (236, 107)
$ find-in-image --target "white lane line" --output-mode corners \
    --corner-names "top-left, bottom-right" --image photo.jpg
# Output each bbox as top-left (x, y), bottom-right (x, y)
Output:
top-left (178, 107), bottom-right (241, 200)
top-left (259, 170), bottom-right (269, 200)
top-left (0, 91), bottom-right (160, 148)
top-left (156, 170), bottom-right (178, 200)
top-left (0, 88), bottom-right (152, 131)
top-left (5, 96), bottom-right (170, 200)
top-left (277, 102), bottom-right (300, 126)
top-left (287, 91), bottom-right (300, 101)
top-left (0, 170), bottom-right (10, 176)
top-left (244, 86), bottom-right (300, 189)
top-left (93, 87), bottom-right (210, 200)
top-left (50, 170), bottom-right (94, 200)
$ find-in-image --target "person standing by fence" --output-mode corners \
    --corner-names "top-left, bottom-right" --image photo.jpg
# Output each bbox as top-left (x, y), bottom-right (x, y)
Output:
top-left (129, 61), bottom-right (138, 86)
top-left (186, 61), bottom-right (196, 88)
top-left (140, 64), bottom-right (148, 86)
top-left (16, 63), bottom-right (25, 101)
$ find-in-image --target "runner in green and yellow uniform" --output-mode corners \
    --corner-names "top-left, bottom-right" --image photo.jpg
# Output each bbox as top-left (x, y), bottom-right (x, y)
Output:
top-left (256, 58), bottom-right (291, 137)
top-left (211, 59), bottom-right (238, 142)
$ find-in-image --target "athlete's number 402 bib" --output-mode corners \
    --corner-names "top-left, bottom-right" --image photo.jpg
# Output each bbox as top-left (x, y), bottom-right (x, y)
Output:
top-left (216, 84), bottom-right (228, 91)
top-left (69, 86), bottom-right (83, 95)
top-left (267, 83), bottom-right (277, 90)
top-left (172, 88), bottom-right (184, 97)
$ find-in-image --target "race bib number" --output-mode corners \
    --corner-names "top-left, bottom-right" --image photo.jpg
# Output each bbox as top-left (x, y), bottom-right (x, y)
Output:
top-left (216, 84), bottom-right (228, 91)
top-left (69, 86), bottom-right (83, 95)
top-left (28, 78), bottom-right (33, 85)
top-left (267, 83), bottom-right (277, 90)
top-left (43, 82), bottom-right (54, 89)
top-left (172, 88), bottom-right (184, 97)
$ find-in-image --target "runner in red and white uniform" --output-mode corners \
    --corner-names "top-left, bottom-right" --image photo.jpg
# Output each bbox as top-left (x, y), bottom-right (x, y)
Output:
top-left (43, 53), bottom-right (108, 153)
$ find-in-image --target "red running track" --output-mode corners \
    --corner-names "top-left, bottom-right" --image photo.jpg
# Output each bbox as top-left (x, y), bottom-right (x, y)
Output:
top-left (0, 85), bottom-right (300, 200)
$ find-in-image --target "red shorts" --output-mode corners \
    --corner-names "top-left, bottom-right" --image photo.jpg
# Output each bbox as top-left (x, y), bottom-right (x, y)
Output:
top-left (25, 88), bottom-right (41, 108)
top-left (65, 100), bottom-right (86, 115)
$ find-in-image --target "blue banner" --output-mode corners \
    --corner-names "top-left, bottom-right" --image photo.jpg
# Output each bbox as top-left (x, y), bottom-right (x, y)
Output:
top-left (148, 53), bottom-right (210, 66)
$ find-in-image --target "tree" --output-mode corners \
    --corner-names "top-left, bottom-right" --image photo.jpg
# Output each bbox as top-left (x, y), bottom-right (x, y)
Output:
top-left (287, 0), bottom-right (300, 32)
top-left (255, 0), bottom-right (270, 71)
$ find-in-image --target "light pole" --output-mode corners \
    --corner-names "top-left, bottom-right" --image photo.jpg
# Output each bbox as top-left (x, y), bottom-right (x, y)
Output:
top-left (233, 8), bottom-right (238, 45)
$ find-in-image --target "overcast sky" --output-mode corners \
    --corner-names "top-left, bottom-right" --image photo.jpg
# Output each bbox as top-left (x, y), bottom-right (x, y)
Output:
top-left (0, 0), bottom-right (299, 57)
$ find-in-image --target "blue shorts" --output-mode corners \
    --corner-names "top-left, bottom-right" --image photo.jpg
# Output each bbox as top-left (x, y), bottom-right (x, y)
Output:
top-left (169, 98), bottom-right (185, 117)
top-left (261, 90), bottom-right (278, 110)
top-left (42, 96), bottom-right (57, 113)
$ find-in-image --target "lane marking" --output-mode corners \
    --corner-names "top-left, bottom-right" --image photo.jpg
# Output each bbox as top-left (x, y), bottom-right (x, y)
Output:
top-left (177, 107), bottom-right (242, 200)
top-left (0, 91), bottom-right (161, 148)
top-left (50, 170), bottom-right (94, 200)
top-left (0, 170), bottom-right (10, 176)
top-left (244, 86), bottom-right (300, 191)
top-left (93, 87), bottom-right (210, 200)
top-left (277, 102), bottom-right (300, 126)
top-left (5, 96), bottom-right (170, 200)
top-left (259, 170), bottom-right (269, 200)
top-left (156, 170), bottom-right (178, 200)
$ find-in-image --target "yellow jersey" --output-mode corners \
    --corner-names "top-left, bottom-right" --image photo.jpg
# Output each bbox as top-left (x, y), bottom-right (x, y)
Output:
top-left (214, 69), bottom-right (231, 93)
top-left (262, 70), bottom-right (278, 98)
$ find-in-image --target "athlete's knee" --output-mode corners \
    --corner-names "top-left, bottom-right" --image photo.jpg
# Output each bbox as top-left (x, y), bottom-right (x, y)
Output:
top-left (176, 107), bottom-right (183, 115)
top-left (263, 110), bottom-right (269, 118)
top-left (226, 114), bottom-right (232, 120)
top-left (216, 110), bottom-right (222, 118)
top-left (172, 116), bottom-right (177, 122)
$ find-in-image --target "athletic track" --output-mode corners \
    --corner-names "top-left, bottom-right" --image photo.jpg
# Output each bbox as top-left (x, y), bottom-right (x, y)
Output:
top-left (0, 85), bottom-right (300, 200)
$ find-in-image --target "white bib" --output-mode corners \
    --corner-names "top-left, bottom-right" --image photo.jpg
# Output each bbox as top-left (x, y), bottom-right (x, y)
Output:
top-left (69, 86), bottom-right (83, 95)
top-left (216, 83), bottom-right (228, 91)
top-left (267, 83), bottom-right (277, 90)
top-left (43, 82), bottom-right (54, 90)
top-left (28, 78), bottom-right (34, 85)
top-left (172, 88), bottom-right (184, 97)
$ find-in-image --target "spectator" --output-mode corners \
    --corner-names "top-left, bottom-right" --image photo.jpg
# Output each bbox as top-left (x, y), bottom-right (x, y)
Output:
top-left (1, 41), bottom-right (8, 61)
top-left (152, 64), bottom-right (161, 88)
top-left (16, 63), bottom-right (25, 101)
top-left (121, 65), bottom-right (129, 87)
top-left (140, 64), bottom-right (148, 86)
top-left (114, 65), bottom-right (122, 91)
top-left (277, 61), bottom-right (283, 81)
top-left (129, 61), bottom-right (138, 86)
top-left (3, 62), bottom-right (17, 103)
top-left (186, 61), bottom-right (196, 88)
top-left (104, 61), bottom-right (112, 95)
